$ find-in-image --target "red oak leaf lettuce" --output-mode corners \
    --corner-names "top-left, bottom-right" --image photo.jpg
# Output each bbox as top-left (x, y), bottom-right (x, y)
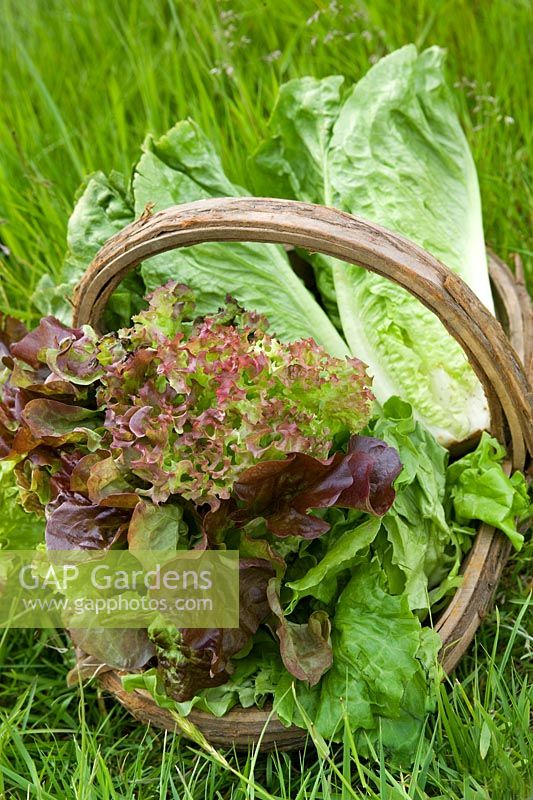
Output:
top-left (45, 493), bottom-right (131, 550)
top-left (11, 445), bottom-right (135, 551)
top-left (1, 283), bottom-right (377, 512)
top-left (10, 316), bottom-right (82, 369)
top-left (267, 579), bottom-right (333, 685)
top-left (232, 435), bottom-right (402, 538)
top-left (0, 284), bottom-right (398, 698)
top-left (0, 315), bottom-right (102, 459)
top-left (150, 558), bottom-right (276, 701)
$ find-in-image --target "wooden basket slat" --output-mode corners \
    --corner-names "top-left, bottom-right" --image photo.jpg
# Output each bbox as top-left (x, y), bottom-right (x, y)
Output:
top-left (488, 251), bottom-right (533, 381)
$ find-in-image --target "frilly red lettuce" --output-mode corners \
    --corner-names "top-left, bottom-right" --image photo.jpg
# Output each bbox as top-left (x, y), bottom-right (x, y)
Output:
top-left (0, 285), bottom-right (404, 698)
top-left (2, 282), bottom-right (376, 509)
top-left (96, 282), bottom-right (375, 506)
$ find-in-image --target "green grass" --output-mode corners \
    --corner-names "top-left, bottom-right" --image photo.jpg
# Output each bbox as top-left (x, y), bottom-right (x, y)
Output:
top-left (0, 0), bottom-right (531, 322)
top-left (0, 578), bottom-right (531, 799)
top-left (0, 0), bottom-right (531, 797)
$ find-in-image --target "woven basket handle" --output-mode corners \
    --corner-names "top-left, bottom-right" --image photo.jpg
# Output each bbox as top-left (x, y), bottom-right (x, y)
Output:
top-left (72, 197), bottom-right (532, 468)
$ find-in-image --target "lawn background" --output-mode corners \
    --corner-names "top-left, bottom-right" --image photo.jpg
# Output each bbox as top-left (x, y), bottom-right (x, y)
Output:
top-left (0, 0), bottom-right (531, 797)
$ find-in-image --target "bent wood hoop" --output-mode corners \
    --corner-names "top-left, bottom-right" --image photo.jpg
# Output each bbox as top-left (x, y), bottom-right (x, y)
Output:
top-left (72, 198), bottom-right (533, 751)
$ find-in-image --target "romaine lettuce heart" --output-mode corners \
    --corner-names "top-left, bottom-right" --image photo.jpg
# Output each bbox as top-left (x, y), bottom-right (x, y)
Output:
top-left (254, 45), bottom-right (493, 446)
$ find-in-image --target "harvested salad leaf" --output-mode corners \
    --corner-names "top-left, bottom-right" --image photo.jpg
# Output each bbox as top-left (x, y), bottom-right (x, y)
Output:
top-left (1, 285), bottom-right (375, 511)
top-left (232, 435), bottom-right (401, 538)
top-left (0, 286), bottom-right (407, 706)
top-left (119, 401), bottom-right (528, 756)
top-left (150, 558), bottom-right (277, 701)
top-left (267, 579), bottom-right (333, 685)
top-left (134, 122), bottom-right (351, 356)
top-left (32, 171), bottom-right (138, 326)
top-left (276, 562), bottom-right (442, 752)
top-left (447, 432), bottom-right (530, 551)
top-left (253, 45), bottom-right (492, 446)
top-left (68, 627), bottom-right (155, 671)
top-left (369, 397), bottom-right (460, 612)
top-left (36, 121), bottom-right (348, 357)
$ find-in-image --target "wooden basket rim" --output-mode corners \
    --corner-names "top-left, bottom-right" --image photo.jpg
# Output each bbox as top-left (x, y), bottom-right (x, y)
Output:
top-left (69, 198), bottom-right (532, 750)
top-left (72, 197), bottom-right (533, 465)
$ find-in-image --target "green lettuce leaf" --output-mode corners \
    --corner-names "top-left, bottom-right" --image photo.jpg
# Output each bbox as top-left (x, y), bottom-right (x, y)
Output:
top-left (275, 560), bottom-right (441, 757)
top-left (253, 45), bottom-right (493, 445)
top-left (446, 432), bottom-right (531, 551)
top-left (134, 121), bottom-right (349, 356)
top-left (286, 398), bottom-right (467, 616)
top-left (285, 397), bottom-right (525, 620)
top-left (252, 75), bottom-right (345, 327)
top-left (371, 397), bottom-right (462, 613)
top-left (375, 627), bottom-right (440, 759)
top-left (286, 515), bottom-right (381, 610)
top-left (63, 171), bottom-right (134, 283)
top-left (122, 668), bottom-right (241, 717)
top-left (32, 171), bottom-right (136, 325)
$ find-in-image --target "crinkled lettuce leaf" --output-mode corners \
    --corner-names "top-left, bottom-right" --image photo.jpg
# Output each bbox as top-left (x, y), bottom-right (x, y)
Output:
top-left (370, 397), bottom-right (462, 613)
top-left (277, 561), bottom-right (440, 757)
top-left (122, 635), bottom-right (280, 718)
top-left (44, 120), bottom-right (349, 356)
top-left (286, 515), bottom-right (381, 610)
top-left (253, 45), bottom-right (493, 445)
top-left (125, 561), bottom-right (441, 760)
top-left (288, 563), bottom-right (436, 748)
top-left (447, 432), bottom-right (530, 551)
